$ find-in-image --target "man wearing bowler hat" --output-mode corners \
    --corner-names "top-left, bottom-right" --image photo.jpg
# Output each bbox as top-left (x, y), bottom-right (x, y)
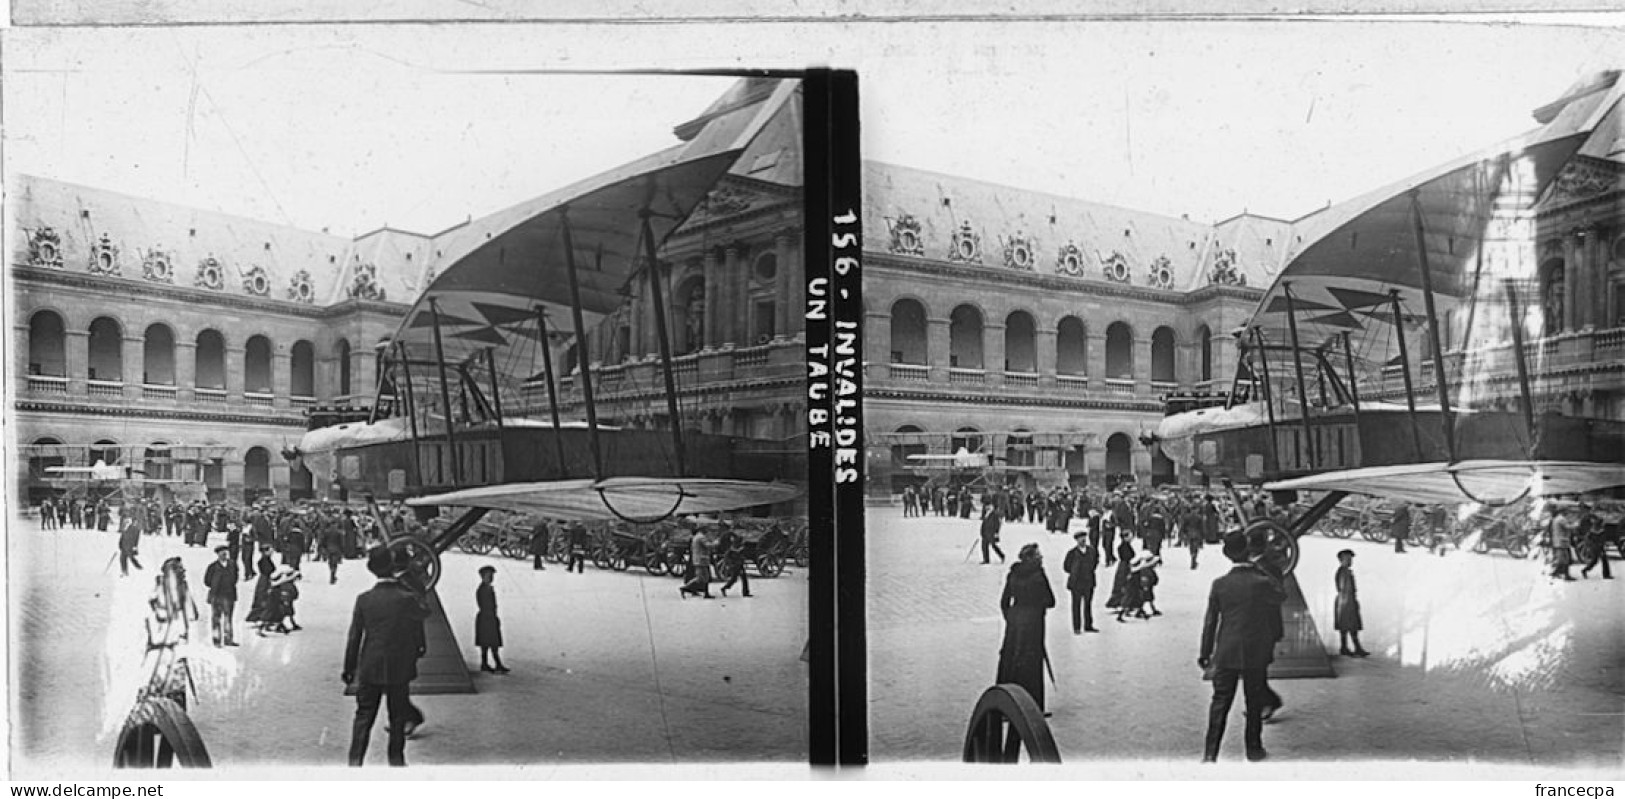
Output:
top-left (202, 545), bottom-right (239, 647)
top-left (343, 547), bottom-right (430, 767)
top-left (1198, 531), bottom-right (1286, 762)
top-left (1062, 530), bottom-right (1100, 634)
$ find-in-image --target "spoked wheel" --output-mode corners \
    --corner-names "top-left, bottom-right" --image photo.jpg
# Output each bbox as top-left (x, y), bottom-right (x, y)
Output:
top-left (1243, 518), bottom-right (1299, 578)
top-left (714, 559), bottom-right (738, 583)
top-left (1325, 524), bottom-right (1355, 539)
top-left (456, 537), bottom-right (478, 555)
top-left (387, 535), bottom-right (442, 591)
top-left (611, 554), bottom-right (630, 572)
top-left (757, 554), bottom-right (784, 578)
top-left (469, 536), bottom-right (495, 556)
top-left (645, 555), bottom-right (668, 576)
top-left (498, 540), bottom-right (524, 559)
top-left (961, 684), bottom-right (1061, 764)
top-left (114, 697), bottom-right (212, 768)
top-left (1506, 536), bottom-right (1531, 559)
top-left (793, 546), bottom-right (809, 569)
top-left (1361, 524), bottom-right (1389, 543)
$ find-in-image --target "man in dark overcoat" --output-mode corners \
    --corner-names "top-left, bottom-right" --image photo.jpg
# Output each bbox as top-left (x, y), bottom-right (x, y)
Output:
top-left (344, 548), bottom-right (430, 767)
top-left (117, 506), bottom-right (145, 576)
top-left (1062, 531), bottom-right (1100, 633)
top-left (979, 505), bottom-right (1006, 565)
top-left (203, 545), bottom-right (239, 646)
top-left (528, 518), bottom-right (550, 571)
top-left (1198, 532), bottom-right (1286, 763)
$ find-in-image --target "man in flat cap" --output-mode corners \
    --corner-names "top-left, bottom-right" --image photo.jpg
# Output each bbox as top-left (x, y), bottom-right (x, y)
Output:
top-left (202, 545), bottom-right (239, 647)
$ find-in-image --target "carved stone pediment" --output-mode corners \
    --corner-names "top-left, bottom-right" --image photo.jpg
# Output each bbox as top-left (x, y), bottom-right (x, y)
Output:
top-left (27, 226), bottom-right (64, 268)
top-left (887, 213), bottom-right (925, 256)
top-left (195, 256), bottom-right (225, 290)
top-left (288, 269), bottom-right (315, 304)
top-left (88, 233), bottom-right (120, 276)
top-left (948, 220), bottom-right (982, 264)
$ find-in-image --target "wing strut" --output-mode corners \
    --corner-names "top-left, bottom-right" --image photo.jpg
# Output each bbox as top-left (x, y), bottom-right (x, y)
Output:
top-left (559, 207), bottom-right (605, 480)
top-left (1407, 190), bottom-right (1457, 464)
top-left (533, 307), bottom-right (569, 476)
top-left (641, 210), bottom-right (688, 477)
top-left (1501, 279), bottom-right (1538, 457)
top-left (1250, 328), bottom-right (1283, 472)
top-left (1387, 290), bottom-right (1425, 461)
top-left (1282, 283), bottom-right (1318, 470)
top-left (396, 340), bottom-right (424, 489)
top-left (428, 297), bottom-right (463, 486)
top-left (485, 346), bottom-right (507, 468)
top-left (1340, 331), bottom-right (1362, 427)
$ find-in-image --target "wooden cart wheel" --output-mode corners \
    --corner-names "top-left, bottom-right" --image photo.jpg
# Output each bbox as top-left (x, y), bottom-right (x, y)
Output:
top-left (714, 559), bottom-right (737, 582)
top-left (645, 554), bottom-right (668, 576)
top-left (961, 684), bottom-right (1061, 764)
top-left (757, 554), bottom-right (784, 578)
top-left (1242, 518), bottom-right (1299, 577)
top-left (114, 697), bottom-right (212, 769)
top-left (387, 535), bottom-right (442, 591)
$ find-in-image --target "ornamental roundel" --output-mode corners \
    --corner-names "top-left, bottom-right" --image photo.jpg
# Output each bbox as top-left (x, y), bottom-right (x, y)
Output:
top-left (1101, 251), bottom-right (1130, 283)
top-left (348, 263), bottom-right (387, 302)
top-left (887, 213), bottom-right (925, 256)
top-left (88, 233), bottom-right (121, 276)
top-left (1148, 255), bottom-right (1175, 290)
top-left (1054, 242), bottom-right (1085, 276)
top-left (948, 219), bottom-right (983, 264)
top-left (27, 226), bottom-right (64, 268)
top-left (142, 249), bottom-right (175, 283)
top-left (287, 269), bottom-right (315, 304)
top-left (1003, 232), bottom-right (1036, 271)
top-left (195, 256), bottom-right (225, 290)
top-left (241, 264), bottom-right (271, 297)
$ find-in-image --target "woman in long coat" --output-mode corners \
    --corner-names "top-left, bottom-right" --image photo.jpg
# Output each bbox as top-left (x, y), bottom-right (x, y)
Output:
top-left (475, 565), bottom-right (509, 672)
top-left (1105, 537), bottom-right (1136, 608)
top-left (245, 545), bottom-right (276, 626)
top-left (1334, 549), bottom-right (1369, 656)
top-left (997, 543), bottom-right (1056, 709)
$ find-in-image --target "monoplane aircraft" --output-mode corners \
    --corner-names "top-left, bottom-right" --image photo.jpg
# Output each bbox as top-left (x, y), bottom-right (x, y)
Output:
top-left (292, 79), bottom-right (804, 590)
top-left (1153, 71), bottom-right (1625, 575)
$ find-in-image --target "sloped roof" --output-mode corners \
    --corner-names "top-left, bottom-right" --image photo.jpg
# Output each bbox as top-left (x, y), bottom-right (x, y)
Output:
top-left (1208, 213), bottom-right (1294, 291)
top-left (8, 175), bottom-right (365, 303)
top-left (863, 161), bottom-right (1266, 292)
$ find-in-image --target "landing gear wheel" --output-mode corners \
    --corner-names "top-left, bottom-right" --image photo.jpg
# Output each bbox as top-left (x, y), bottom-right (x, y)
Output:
top-left (1242, 518), bottom-right (1299, 578)
top-left (757, 554), bottom-right (784, 578)
top-left (387, 535), bottom-right (441, 591)
top-left (961, 684), bottom-right (1061, 764)
top-left (114, 697), bottom-right (212, 769)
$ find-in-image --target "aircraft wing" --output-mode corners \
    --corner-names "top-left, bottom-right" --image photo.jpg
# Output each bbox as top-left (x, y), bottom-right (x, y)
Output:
top-left (404, 476), bottom-right (802, 521)
top-left (387, 79), bottom-right (800, 415)
top-left (1245, 75), bottom-right (1623, 398)
top-left (1265, 460), bottom-right (1625, 505)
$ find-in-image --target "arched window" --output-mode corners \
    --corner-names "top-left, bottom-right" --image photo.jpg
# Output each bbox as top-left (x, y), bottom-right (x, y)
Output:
top-left (244, 447), bottom-right (272, 499)
top-left (1006, 428), bottom-right (1034, 468)
top-left (949, 305), bottom-right (984, 369)
top-left (1004, 311), bottom-right (1036, 373)
top-left (951, 426), bottom-right (984, 454)
top-left (143, 324), bottom-right (176, 385)
top-left (1057, 316), bottom-right (1087, 376)
top-left (890, 299), bottom-right (928, 364)
top-left (92, 438), bottom-right (122, 465)
top-left (1541, 259), bottom-right (1565, 334)
top-left (674, 276), bottom-right (706, 354)
top-left (28, 311), bottom-right (67, 376)
top-left (892, 424), bottom-right (927, 466)
top-left (1197, 325), bottom-right (1214, 382)
top-left (1105, 322), bottom-right (1134, 380)
top-left (290, 340), bottom-right (315, 398)
top-left (1105, 432), bottom-right (1133, 475)
top-left (1152, 326), bottom-right (1177, 383)
top-left (88, 317), bottom-right (123, 382)
top-left (336, 339), bottom-right (353, 396)
top-left (28, 437), bottom-right (65, 482)
top-left (195, 330), bottom-right (227, 390)
top-left (144, 442), bottom-right (173, 481)
top-left (245, 335), bottom-right (273, 394)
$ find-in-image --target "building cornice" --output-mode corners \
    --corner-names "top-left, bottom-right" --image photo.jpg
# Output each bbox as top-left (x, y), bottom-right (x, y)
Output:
top-left (11, 263), bottom-right (412, 319)
top-left (866, 386), bottom-right (1165, 413)
top-left (864, 252), bottom-right (1264, 306)
top-left (14, 399), bottom-right (309, 428)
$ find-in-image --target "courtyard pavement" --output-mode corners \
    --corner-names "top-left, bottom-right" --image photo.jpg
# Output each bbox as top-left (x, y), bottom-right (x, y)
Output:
top-left (9, 515), bottom-right (808, 777)
top-left (867, 505), bottom-right (1624, 772)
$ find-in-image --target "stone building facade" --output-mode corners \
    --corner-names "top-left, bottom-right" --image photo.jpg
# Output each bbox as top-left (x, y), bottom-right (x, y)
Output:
top-left (11, 78), bottom-right (806, 504)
